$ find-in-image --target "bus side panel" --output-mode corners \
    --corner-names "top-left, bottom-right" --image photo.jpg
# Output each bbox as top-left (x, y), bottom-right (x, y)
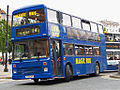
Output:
top-left (100, 34), bottom-right (107, 71)
top-left (75, 56), bottom-right (100, 75)
top-left (75, 56), bottom-right (87, 75)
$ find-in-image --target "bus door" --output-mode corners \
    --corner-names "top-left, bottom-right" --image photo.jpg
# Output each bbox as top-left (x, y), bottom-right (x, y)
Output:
top-left (51, 40), bottom-right (62, 76)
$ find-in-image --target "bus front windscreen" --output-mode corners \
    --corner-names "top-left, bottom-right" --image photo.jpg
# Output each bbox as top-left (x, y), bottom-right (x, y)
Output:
top-left (13, 39), bottom-right (49, 60)
top-left (13, 8), bottom-right (45, 27)
top-left (28, 8), bottom-right (45, 24)
top-left (13, 12), bottom-right (27, 26)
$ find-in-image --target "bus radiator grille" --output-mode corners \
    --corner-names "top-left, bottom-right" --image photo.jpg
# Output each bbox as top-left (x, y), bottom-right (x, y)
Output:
top-left (17, 67), bottom-right (42, 75)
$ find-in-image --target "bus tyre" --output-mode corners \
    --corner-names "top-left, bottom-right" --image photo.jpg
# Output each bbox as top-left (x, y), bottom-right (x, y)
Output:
top-left (33, 79), bottom-right (39, 83)
top-left (65, 65), bottom-right (72, 82)
top-left (94, 63), bottom-right (100, 76)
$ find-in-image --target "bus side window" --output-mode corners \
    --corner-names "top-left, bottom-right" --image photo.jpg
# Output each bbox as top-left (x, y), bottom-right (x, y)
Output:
top-left (93, 47), bottom-right (100, 56)
top-left (90, 22), bottom-right (98, 33)
top-left (47, 9), bottom-right (59, 24)
top-left (75, 45), bottom-right (84, 55)
top-left (85, 46), bottom-right (93, 55)
top-left (81, 20), bottom-right (91, 31)
top-left (72, 17), bottom-right (81, 29)
top-left (63, 43), bottom-right (74, 56)
top-left (62, 14), bottom-right (71, 26)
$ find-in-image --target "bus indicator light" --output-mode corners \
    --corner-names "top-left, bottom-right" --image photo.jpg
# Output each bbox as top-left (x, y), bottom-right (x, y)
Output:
top-left (64, 57), bottom-right (66, 61)
top-left (43, 62), bottom-right (47, 66)
top-left (13, 64), bottom-right (16, 68)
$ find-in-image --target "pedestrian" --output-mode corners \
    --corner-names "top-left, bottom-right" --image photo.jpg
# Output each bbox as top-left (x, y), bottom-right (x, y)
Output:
top-left (0, 57), bottom-right (2, 65)
top-left (8, 58), bottom-right (12, 64)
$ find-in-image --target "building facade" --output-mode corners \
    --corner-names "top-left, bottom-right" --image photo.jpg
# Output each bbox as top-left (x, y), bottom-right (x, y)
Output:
top-left (0, 8), bottom-right (6, 20)
top-left (100, 20), bottom-right (120, 70)
top-left (0, 8), bottom-right (11, 25)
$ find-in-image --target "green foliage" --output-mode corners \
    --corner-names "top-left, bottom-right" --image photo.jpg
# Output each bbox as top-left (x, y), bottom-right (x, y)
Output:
top-left (104, 27), bottom-right (106, 32)
top-left (0, 19), bottom-right (11, 55)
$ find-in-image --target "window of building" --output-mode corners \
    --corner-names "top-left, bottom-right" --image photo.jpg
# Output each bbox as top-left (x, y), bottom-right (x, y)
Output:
top-left (72, 17), bottom-right (81, 29)
top-left (98, 25), bottom-right (103, 34)
top-left (62, 14), bottom-right (71, 26)
top-left (107, 51), bottom-right (120, 60)
top-left (47, 9), bottom-right (58, 23)
top-left (115, 34), bottom-right (120, 42)
top-left (105, 34), bottom-right (114, 42)
top-left (90, 22), bottom-right (98, 33)
top-left (93, 46), bottom-right (100, 56)
top-left (75, 45), bottom-right (84, 55)
top-left (63, 43), bottom-right (74, 56)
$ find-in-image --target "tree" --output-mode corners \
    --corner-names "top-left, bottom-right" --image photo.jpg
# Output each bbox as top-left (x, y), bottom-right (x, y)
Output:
top-left (0, 19), bottom-right (11, 64)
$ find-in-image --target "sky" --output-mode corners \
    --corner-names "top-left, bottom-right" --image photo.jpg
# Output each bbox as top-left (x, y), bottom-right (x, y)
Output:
top-left (0, 0), bottom-right (120, 22)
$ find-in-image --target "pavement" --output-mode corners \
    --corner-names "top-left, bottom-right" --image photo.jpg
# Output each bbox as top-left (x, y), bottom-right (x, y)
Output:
top-left (110, 72), bottom-right (120, 79)
top-left (0, 64), bottom-right (12, 79)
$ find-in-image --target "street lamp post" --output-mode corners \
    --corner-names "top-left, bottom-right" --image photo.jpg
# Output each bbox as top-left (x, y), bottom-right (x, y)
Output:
top-left (4, 5), bottom-right (9, 72)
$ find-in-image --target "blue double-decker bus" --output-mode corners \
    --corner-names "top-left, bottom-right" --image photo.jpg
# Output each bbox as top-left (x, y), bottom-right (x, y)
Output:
top-left (11, 4), bottom-right (107, 82)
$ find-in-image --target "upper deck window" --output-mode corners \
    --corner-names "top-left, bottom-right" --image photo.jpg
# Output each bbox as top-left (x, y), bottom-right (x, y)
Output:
top-left (98, 25), bottom-right (103, 34)
top-left (47, 9), bottom-right (58, 23)
top-left (62, 14), bottom-right (71, 26)
top-left (72, 17), bottom-right (81, 29)
top-left (13, 12), bottom-right (27, 26)
top-left (28, 8), bottom-right (45, 24)
top-left (82, 20), bottom-right (90, 31)
top-left (90, 22), bottom-right (98, 33)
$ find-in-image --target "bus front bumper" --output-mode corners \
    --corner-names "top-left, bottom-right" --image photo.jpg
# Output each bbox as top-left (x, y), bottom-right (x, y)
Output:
top-left (12, 73), bottom-right (53, 80)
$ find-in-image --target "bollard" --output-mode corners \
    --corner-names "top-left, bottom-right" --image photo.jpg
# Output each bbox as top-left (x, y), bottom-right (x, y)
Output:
top-left (118, 62), bottom-right (120, 74)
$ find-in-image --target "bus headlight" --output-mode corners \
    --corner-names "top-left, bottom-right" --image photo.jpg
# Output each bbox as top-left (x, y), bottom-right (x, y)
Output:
top-left (13, 70), bottom-right (17, 74)
top-left (44, 67), bottom-right (48, 72)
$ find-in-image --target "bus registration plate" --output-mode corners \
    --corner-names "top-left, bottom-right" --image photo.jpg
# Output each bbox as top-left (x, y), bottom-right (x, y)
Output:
top-left (25, 75), bottom-right (34, 78)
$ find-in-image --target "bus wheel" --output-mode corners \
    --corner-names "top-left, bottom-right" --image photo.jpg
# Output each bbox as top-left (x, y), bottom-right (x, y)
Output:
top-left (33, 79), bottom-right (39, 83)
top-left (65, 64), bottom-right (72, 82)
top-left (94, 63), bottom-right (100, 76)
